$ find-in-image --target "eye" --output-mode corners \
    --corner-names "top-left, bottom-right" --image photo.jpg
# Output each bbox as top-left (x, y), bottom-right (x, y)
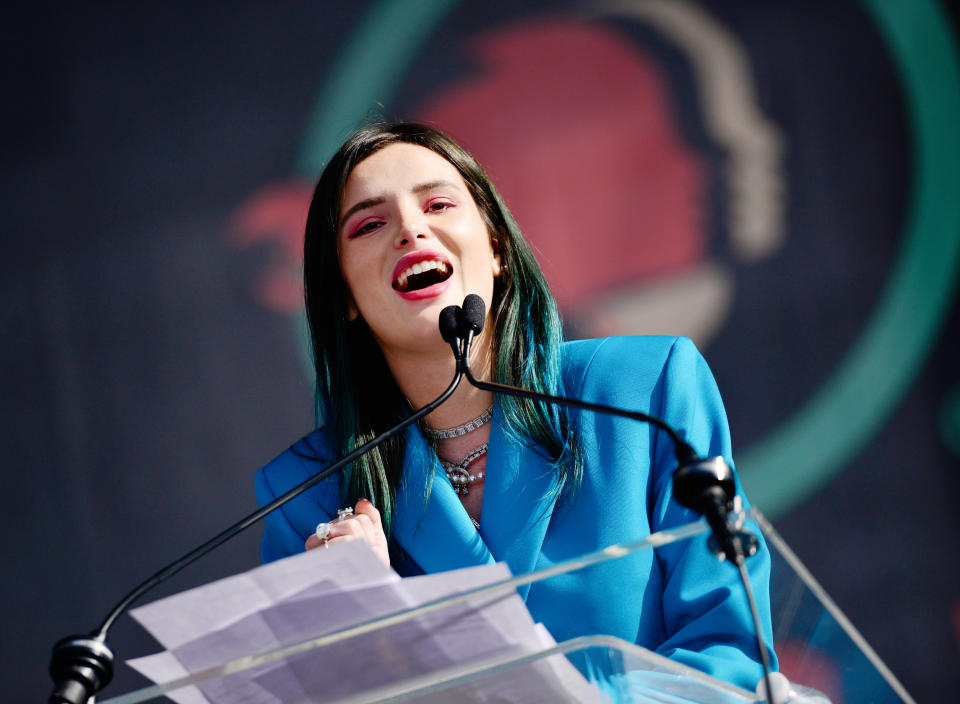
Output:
top-left (426, 198), bottom-right (455, 213)
top-left (348, 217), bottom-right (384, 238)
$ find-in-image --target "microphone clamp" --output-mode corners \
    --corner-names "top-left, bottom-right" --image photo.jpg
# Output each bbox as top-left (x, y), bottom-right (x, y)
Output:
top-left (673, 457), bottom-right (758, 564)
top-left (48, 635), bottom-right (114, 704)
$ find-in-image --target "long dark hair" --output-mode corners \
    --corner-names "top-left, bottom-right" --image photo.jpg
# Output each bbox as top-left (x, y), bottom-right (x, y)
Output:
top-left (303, 122), bottom-right (580, 533)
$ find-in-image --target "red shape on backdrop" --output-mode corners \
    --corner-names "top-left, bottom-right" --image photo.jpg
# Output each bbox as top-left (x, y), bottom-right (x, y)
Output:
top-left (418, 19), bottom-right (705, 309)
top-left (228, 181), bottom-right (313, 313)
top-left (776, 639), bottom-right (845, 703)
top-left (954, 598), bottom-right (960, 660)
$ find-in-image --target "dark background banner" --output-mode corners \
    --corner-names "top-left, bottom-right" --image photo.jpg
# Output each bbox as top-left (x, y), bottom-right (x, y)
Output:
top-left (3, 1), bottom-right (958, 701)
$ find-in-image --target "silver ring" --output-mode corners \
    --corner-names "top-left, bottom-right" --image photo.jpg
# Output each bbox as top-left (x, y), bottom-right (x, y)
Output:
top-left (315, 507), bottom-right (353, 548)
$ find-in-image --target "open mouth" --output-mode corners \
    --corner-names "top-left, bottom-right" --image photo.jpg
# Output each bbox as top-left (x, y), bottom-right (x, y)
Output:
top-left (393, 259), bottom-right (452, 293)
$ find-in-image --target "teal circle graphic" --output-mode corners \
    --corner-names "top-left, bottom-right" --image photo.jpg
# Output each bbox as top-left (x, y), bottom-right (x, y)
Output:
top-left (737, 0), bottom-right (960, 516)
top-left (295, 0), bottom-right (960, 519)
top-left (940, 383), bottom-right (960, 459)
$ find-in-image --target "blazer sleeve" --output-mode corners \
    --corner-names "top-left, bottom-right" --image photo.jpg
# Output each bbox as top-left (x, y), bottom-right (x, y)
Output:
top-left (647, 337), bottom-right (777, 689)
top-left (254, 430), bottom-right (342, 564)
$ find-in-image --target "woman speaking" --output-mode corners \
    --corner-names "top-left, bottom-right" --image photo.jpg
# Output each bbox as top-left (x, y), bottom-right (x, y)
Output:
top-left (254, 122), bottom-right (775, 691)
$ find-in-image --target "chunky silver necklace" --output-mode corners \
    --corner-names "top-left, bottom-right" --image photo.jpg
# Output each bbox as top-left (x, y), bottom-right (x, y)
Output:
top-left (422, 405), bottom-right (493, 440)
top-left (439, 442), bottom-right (488, 496)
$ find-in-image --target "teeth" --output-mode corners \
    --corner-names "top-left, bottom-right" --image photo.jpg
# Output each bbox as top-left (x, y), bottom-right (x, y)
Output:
top-left (394, 259), bottom-right (448, 291)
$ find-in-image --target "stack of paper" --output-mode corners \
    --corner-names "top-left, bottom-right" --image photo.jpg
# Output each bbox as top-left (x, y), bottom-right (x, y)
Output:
top-left (124, 541), bottom-right (603, 703)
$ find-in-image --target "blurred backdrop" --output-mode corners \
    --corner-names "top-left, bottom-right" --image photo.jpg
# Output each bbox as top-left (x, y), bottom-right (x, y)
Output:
top-left (3, 1), bottom-right (959, 701)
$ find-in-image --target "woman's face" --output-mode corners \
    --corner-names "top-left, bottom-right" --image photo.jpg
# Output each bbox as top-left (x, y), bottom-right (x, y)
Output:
top-left (338, 142), bottom-right (501, 356)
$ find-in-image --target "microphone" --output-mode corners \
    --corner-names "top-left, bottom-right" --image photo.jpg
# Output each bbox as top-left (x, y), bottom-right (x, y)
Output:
top-left (439, 305), bottom-right (462, 361)
top-left (450, 294), bottom-right (774, 703)
top-left (460, 293), bottom-right (485, 334)
top-left (48, 311), bottom-right (468, 704)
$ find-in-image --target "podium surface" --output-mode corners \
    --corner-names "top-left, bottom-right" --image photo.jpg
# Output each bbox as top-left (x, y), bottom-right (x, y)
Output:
top-left (100, 512), bottom-right (913, 704)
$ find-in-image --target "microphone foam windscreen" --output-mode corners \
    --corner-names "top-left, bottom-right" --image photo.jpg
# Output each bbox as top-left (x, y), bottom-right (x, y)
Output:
top-left (461, 294), bottom-right (486, 333)
top-left (439, 305), bottom-right (461, 343)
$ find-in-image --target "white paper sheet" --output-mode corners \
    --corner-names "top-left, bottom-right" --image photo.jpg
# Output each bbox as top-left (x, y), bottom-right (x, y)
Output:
top-left (125, 541), bottom-right (602, 704)
top-left (130, 540), bottom-right (396, 650)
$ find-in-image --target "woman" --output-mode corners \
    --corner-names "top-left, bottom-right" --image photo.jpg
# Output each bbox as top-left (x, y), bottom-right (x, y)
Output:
top-left (255, 122), bottom-right (775, 691)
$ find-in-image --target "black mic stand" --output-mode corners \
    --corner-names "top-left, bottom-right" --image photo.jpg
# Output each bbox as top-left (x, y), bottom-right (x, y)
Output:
top-left (452, 295), bottom-right (775, 704)
top-left (48, 313), bottom-right (470, 704)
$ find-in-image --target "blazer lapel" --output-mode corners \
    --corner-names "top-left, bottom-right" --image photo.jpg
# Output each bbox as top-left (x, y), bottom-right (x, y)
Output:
top-left (481, 407), bottom-right (560, 600)
top-left (391, 423), bottom-right (495, 574)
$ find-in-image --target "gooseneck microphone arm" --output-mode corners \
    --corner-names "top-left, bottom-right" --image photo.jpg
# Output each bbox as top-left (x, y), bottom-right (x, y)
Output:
top-left (455, 294), bottom-right (700, 470)
top-left (48, 311), bottom-right (469, 704)
top-left (453, 294), bottom-right (774, 704)
top-left (103, 373), bottom-right (464, 637)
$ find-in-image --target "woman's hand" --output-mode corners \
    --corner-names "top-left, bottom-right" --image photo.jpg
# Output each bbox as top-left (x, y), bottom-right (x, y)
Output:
top-left (305, 498), bottom-right (390, 567)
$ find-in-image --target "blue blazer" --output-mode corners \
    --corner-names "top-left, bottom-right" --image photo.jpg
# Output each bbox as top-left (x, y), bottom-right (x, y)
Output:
top-left (255, 336), bottom-right (775, 691)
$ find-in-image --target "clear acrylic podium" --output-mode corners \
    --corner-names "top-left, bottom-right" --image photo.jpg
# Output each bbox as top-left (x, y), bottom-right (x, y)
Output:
top-left (100, 511), bottom-right (915, 704)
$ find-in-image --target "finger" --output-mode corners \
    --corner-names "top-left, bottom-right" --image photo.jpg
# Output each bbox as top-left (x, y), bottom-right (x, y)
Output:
top-left (354, 498), bottom-right (383, 531)
top-left (307, 513), bottom-right (359, 550)
top-left (324, 534), bottom-right (362, 548)
top-left (325, 529), bottom-right (389, 567)
top-left (353, 499), bottom-right (389, 556)
top-left (303, 531), bottom-right (366, 550)
top-left (340, 514), bottom-right (370, 536)
top-left (305, 502), bottom-right (389, 565)
top-left (348, 512), bottom-right (378, 545)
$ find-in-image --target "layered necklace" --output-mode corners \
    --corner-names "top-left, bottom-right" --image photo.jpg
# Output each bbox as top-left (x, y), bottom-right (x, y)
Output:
top-left (422, 405), bottom-right (493, 496)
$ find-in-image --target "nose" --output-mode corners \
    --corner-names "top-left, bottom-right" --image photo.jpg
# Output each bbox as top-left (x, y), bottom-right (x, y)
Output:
top-left (394, 207), bottom-right (430, 248)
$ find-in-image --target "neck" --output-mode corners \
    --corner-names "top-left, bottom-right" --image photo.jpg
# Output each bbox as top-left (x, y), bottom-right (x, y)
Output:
top-left (381, 328), bottom-right (496, 429)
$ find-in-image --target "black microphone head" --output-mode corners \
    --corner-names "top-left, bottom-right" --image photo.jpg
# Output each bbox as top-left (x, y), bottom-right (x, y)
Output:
top-left (439, 305), bottom-right (461, 344)
top-left (460, 294), bottom-right (486, 334)
top-left (672, 456), bottom-right (736, 513)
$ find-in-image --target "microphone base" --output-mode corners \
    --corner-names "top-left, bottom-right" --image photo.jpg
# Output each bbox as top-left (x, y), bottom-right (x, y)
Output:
top-left (49, 634), bottom-right (114, 704)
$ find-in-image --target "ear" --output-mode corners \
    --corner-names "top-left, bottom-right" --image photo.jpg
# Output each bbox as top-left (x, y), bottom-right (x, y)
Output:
top-left (345, 295), bottom-right (359, 321)
top-left (491, 236), bottom-right (503, 277)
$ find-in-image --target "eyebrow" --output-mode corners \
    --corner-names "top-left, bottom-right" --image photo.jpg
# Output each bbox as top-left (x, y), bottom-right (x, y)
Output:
top-left (340, 196), bottom-right (385, 226)
top-left (339, 180), bottom-right (463, 228)
top-left (413, 179), bottom-right (460, 195)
